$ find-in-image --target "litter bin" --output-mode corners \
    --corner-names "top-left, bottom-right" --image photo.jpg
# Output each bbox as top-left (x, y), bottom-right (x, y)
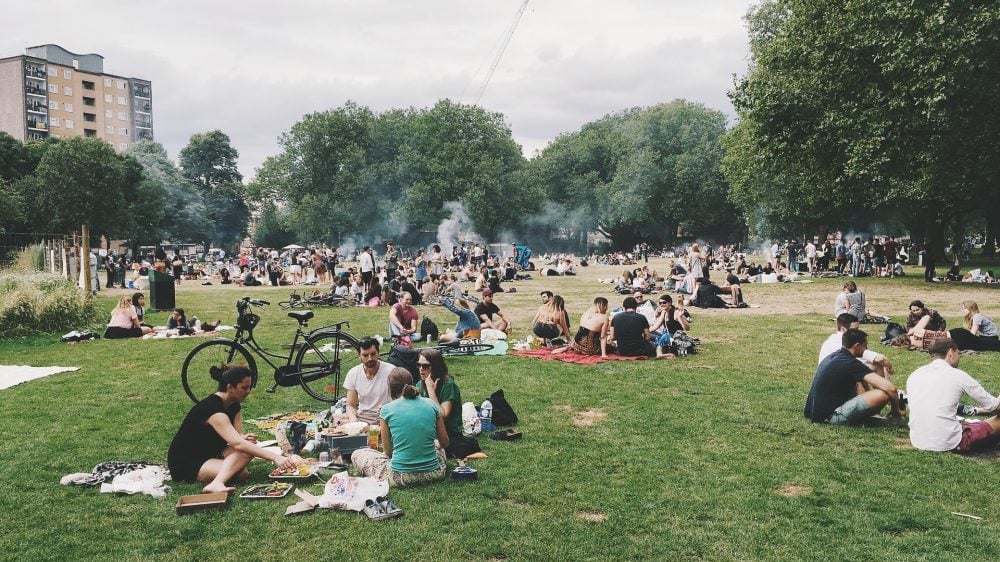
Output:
top-left (148, 269), bottom-right (176, 311)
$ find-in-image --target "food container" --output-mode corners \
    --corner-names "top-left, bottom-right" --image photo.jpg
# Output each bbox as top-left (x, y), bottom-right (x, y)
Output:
top-left (451, 465), bottom-right (478, 482)
top-left (240, 482), bottom-right (294, 500)
top-left (175, 492), bottom-right (230, 515)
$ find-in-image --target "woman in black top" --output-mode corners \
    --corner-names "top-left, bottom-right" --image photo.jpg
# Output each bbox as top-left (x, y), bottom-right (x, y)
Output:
top-left (167, 367), bottom-right (304, 493)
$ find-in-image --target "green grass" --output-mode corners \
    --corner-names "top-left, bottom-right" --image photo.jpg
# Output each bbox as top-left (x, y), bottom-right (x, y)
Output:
top-left (1, 262), bottom-right (1000, 561)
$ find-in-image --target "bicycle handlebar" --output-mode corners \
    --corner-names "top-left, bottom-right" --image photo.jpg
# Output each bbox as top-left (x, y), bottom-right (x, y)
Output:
top-left (239, 297), bottom-right (270, 308)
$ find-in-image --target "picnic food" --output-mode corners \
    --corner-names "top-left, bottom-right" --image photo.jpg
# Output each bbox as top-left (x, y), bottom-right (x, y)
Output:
top-left (240, 482), bottom-right (292, 498)
top-left (270, 463), bottom-right (315, 477)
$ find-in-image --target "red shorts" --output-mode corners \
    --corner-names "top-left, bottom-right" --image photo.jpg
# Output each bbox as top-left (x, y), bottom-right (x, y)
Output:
top-left (955, 420), bottom-right (996, 453)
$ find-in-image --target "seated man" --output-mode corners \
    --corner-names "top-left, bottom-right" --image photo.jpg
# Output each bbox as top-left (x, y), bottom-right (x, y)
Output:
top-left (343, 337), bottom-right (395, 425)
top-left (804, 328), bottom-right (903, 425)
top-left (632, 291), bottom-right (657, 326)
top-left (819, 313), bottom-right (894, 381)
top-left (474, 289), bottom-right (511, 333)
top-left (609, 297), bottom-right (655, 357)
top-left (689, 278), bottom-right (729, 309)
top-left (907, 338), bottom-right (1000, 453)
top-left (389, 292), bottom-right (419, 346)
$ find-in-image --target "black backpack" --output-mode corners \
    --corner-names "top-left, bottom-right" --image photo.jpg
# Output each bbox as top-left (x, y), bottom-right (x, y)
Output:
top-left (386, 345), bottom-right (422, 384)
top-left (421, 316), bottom-right (439, 341)
top-left (489, 389), bottom-right (518, 426)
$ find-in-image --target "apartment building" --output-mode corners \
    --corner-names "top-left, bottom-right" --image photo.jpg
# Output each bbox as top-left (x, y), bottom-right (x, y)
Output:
top-left (0, 44), bottom-right (153, 150)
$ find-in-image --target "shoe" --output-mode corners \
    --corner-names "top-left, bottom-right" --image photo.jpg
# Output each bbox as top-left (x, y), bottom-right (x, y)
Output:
top-left (957, 404), bottom-right (979, 417)
top-left (490, 429), bottom-right (523, 442)
top-left (376, 495), bottom-right (403, 518)
top-left (362, 498), bottom-right (391, 521)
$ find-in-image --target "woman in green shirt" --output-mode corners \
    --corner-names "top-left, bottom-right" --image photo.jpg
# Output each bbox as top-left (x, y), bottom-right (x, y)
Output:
top-left (351, 368), bottom-right (449, 487)
top-left (416, 349), bottom-right (482, 459)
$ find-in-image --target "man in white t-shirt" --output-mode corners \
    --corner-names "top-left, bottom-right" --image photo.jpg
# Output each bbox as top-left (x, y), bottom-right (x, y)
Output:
top-left (633, 291), bottom-right (657, 326)
top-left (343, 337), bottom-right (394, 424)
top-left (819, 313), bottom-right (893, 381)
top-left (358, 245), bottom-right (375, 293)
top-left (805, 240), bottom-right (817, 273)
top-left (907, 338), bottom-right (1000, 453)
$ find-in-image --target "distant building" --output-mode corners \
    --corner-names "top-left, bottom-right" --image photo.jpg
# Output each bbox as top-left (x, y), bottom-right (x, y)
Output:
top-left (0, 44), bottom-right (153, 150)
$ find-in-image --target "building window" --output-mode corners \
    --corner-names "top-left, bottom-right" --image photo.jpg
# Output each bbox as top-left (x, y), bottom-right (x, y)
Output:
top-left (83, 97), bottom-right (95, 106)
top-left (63, 70), bottom-right (72, 79)
top-left (84, 113), bottom-right (96, 122)
top-left (117, 96), bottom-right (127, 105)
top-left (65, 103), bottom-right (73, 112)
top-left (48, 84), bottom-right (57, 93)
top-left (65, 119), bottom-right (74, 129)
top-left (51, 117), bottom-right (60, 127)
top-left (82, 81), bottom-right (95, 90)
top-left (64, 86), bottom-right (72, 96)
top-left (117, 80), bottom-right (126, 89)
top-left (119, 127), bottom-right (129, 136)
top-left (105, 109), bottom-right (113, 118)
top-left (106, 125), bottom-right (114, 133)
top-left (48, 67), bottom-right (57, 77)
top-left (84, 129), bottom-right (97, 138)
top-left (104, 78), bottom-right (112, 87)
top-left (104, 94), bottom-right (113, 103)
top-left (119, 143), bottom-right (129, 151)
top-left (49, 101), bottom-right (59, 110)
top-left (117, 111), bottom-right (127, 120)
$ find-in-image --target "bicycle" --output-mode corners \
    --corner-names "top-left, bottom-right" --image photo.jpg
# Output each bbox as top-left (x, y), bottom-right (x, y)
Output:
top-left (181, 297), bottom-right (361, 404)
top-left (278, 290), bottom-right (353, 310)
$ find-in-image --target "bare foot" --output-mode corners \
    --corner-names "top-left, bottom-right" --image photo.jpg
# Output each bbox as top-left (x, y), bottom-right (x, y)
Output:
top-left (202, 482), bottom-right (235, 494)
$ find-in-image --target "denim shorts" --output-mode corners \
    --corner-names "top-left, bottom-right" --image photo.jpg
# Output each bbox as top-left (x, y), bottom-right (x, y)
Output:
top-left (827, 395), bottom-right (878, 425)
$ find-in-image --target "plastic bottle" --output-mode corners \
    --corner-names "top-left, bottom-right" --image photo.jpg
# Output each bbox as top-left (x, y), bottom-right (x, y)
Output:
top-left (480, 399), bottom-right (493, 425)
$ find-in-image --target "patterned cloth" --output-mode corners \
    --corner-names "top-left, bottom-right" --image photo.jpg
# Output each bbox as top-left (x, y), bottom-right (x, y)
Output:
top-left (351, 448), bottom-right (446, 487)
top-left (62, 461), bottom-right (162, 487)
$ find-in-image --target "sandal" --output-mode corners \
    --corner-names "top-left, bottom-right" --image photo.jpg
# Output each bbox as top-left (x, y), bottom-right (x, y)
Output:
top-left (376, 495), bottom-right (404, 518)
top-left (490, 429), bottom-right (523, 442)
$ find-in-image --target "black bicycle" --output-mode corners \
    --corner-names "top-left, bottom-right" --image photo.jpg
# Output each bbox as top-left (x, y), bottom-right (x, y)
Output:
top-left (278, 290), bottom-right (353, 310)
top-left (181, 297), bottom-right (361, 403)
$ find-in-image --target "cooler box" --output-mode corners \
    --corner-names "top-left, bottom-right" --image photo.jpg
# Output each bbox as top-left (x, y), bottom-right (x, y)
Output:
top-left (321, 434), bottom-right (369, 460)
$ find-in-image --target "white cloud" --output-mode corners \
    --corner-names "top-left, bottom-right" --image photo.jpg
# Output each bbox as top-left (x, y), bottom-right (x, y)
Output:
top-left (1, 0), bottom-right (753, 177)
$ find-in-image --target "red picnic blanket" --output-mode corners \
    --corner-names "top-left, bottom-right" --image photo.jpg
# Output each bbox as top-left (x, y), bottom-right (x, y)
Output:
top-left (511, 348), bottom-right (646, 365)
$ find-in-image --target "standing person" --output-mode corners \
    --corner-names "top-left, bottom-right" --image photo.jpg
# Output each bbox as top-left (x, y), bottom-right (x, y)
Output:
top-left (389, 292), bottom-right (420, 346)
top-left (350, 368), bottom-right (449, 487)
top-left (383, 241), bottom-right (400, 284)
top-left (344, 338), bottom-right (395, 424)
top-left (849, 237), bottom-right (863, 277)
top-left (872, 238), bottom-right (885, 277)
top-left (835, 238), bottom-right (847, 274)
top-left (805, 239), bottom-right (817, 274)
top-left (430, 244), bottom-right (445, 277)
top-left (552, 297), bottom-right (610, 357)
top-left (949, 301), bottom-right (1000, 351)
top-left (609, 297), bottom-right (655, 357)
top-left (804, 329), bottom-right (903, 425)
top-left (359, 245), bottom-right (375, 293)
top-left (688, 243), bottom-right (707, 281)
top-left (770, 241), bottom-right (781, 271)
top-left (907, 339), bottom-right (1000, 453)
top-left (883, 236), bottom-right (899, 277)
top-left (103, 254), bottom-right (115, 289)
top-left (168, 367), bottom-right (305, 493)
top-left (414, 249), bottom-right (428, 289)
top-left (172, 254), bottom-right (184, 285)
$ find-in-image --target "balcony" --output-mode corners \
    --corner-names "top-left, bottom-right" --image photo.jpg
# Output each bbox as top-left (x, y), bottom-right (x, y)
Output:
top-left (132, 84), bottom-right (151, 98)
top-left (83, 97), bottom-right (96, 107)
top-left (25, 85), bottom-right (46, 97)
top-left (25, 100), bottom-right (47, 114)
top-left (135, 101), bottom-right (152, 114)
top-left (27, 131), bottom-right (48, 141)
top-left (24, 65), bottom-right (46, 79)
top-left (82, 80), bottom-right (95, 90)
top-left (27, 119), bottom-right (48, 131)
top-left (84, 113), bottom-right (96, 122)
top-left (84, 129), bottom-right (97, 138)
top-left (137, 129), bottom-right (153, 141)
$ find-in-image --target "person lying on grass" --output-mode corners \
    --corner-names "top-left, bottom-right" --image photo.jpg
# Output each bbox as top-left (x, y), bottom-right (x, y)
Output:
top-left (438, 297), bottom-right (482, 345)
top-left (167, 308), bottom-right (221, 335)
top-left (167, 366), bottom-right (304, 494)
top-left (907, 338), bottom-right (1000, 454)
top-left (351, 368), bottom-right (450, 487)
top-left (819, 313), bottom-right (894, 382)
top-left (804, 328), bottom-right (904, 425)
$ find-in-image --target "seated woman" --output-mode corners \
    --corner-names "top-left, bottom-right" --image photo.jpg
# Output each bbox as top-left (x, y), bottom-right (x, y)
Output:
top-left (351, 368), bottom-right (449, 487)
top-left (650, 294), bottom-right (691, 336)
top-left (219, 266), bottom-right (232, 285)
top-left (104, 296), bottom-right (153, 339)
top-left (438, 297), bottom-right (481, 344)
top-left (531, 296), bottom-right (570, 342)
top-left (415, 349), bottom-right (481, 458)
top-left (949, 301), bottom-right (1000, 351)
top-left (902, 300), bottom-right (948, 348)
top-left (363, 279), bottom-right (382, 306)
top-left (168, 308), bottom-right (221, 334)
top-left (833, 281), bottom-right (865, 320)
top-left (131, 292), bottom-right (152, 328)
top-left (167, 366), bottom-right (304, 493)
top-left (487, 270), bottom-right (504, 293)
top-left (552, 297), bottom-right (609, 357)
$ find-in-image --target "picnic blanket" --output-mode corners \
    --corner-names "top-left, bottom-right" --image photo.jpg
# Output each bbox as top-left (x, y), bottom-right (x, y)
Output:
top-left (141, 325), bottom-right (232, 340)
top-left (512, 348), bottom-right (646, 365)
top-left (0, 365), bottom-right (80, 390)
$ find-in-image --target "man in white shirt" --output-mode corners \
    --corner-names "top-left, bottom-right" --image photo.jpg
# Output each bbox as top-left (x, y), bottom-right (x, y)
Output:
top-left (907, 339), bottom-right (1000, 453)
top-left (358, 245), bottom-right (375, 293)
top-left (343, 337), bottom-right (394, 424)
top-left (805, 240), bottom-right (817, 273)
top-left (633, 291), bottom-right (657, 327)
top-left (819, 313), bottom-right (894, 381)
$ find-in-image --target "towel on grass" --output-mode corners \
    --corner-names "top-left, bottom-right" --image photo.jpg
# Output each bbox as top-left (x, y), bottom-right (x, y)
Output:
top-left (0, 365), bottom-right (80, 390)
top-left (512, 348), bottom-right (646, 365)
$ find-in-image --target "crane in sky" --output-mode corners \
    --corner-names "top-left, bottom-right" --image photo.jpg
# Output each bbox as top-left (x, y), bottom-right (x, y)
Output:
top-left (474, 0), bottom-right (530, 106)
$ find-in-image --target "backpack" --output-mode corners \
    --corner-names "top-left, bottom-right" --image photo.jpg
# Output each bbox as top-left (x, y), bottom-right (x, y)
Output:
top-left (881, 322), bottom-right (906, 345)
top-left (421, 316), bottom-right (439, 341)
top-left (488, 389), bottom-right (518, 426)
top-left (386, 345), bottom-right (422, 384)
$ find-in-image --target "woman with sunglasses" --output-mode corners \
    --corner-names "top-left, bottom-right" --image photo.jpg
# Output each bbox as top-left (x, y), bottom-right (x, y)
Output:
top-left (416, 349), bottom-right (481, 458)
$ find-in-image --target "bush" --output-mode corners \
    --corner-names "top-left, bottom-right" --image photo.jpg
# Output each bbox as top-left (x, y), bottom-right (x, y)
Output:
top-left (0, 273), bottom-right (101, 339)
top-left (13, 244), bottom-right (46, 272)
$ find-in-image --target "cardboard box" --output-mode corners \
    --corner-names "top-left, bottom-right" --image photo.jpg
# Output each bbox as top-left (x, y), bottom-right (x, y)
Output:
top-left (175, 492), bottom-right (230, 515)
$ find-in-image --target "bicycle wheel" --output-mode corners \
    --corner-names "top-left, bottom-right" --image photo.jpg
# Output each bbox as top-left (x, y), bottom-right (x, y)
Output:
top-left (440, 342), bottom-right (494, 356)
top-left (278, 299), bottom-right (302, 310)
top-left (294, 332), bottom-right (361, 402)
top-left (181, 339), bottom-right (257, 403)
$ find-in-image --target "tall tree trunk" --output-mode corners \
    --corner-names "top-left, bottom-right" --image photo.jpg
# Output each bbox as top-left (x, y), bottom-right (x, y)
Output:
top-left (925, 219), bottom-right (947, 262)
top-left (983, 209), bottom-right (998, 258)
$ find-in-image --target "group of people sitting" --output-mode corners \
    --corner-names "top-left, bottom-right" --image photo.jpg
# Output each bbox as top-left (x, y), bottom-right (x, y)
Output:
top-left (891, 299), bottom-right (1000, 352)
top-left (805, 313), bottom-right (1000, 455)
top-left (168, 338), bottom-right (478, 493)
top-left (103, 293), bottom-right (218, 339)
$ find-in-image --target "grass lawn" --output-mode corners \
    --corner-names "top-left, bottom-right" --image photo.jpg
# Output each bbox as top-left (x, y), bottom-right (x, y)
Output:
top-left (1, 260), bottom-right (999, 561)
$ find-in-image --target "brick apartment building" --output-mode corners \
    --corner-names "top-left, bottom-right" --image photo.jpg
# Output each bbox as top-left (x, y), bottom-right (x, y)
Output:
top-left (0, 44), bottom-right (153, 150)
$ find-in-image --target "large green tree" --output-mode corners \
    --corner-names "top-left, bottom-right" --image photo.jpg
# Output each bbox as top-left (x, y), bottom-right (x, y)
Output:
top-left (724, 0), bottom-right (1000, 256)
top-left (127, 141), bottom-right (208, 245)
top-left (179, 130), bottom-right (249, 249)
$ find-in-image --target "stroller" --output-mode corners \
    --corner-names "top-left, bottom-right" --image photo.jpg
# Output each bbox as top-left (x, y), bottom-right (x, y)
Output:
top-left (513, 244), bottom-right (534, 270)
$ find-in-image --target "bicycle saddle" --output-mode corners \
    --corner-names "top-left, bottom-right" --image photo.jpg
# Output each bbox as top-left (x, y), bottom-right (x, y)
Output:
top-left (288, 310), bottom-right (314, 323)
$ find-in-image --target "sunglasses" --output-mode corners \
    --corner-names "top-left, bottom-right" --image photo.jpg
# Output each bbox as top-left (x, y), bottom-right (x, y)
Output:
top-left (417, 362), bottom-right (432, 370)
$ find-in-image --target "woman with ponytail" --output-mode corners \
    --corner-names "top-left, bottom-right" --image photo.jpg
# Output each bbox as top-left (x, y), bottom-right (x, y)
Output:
top-left (351, 368), bottom-right (450, 486)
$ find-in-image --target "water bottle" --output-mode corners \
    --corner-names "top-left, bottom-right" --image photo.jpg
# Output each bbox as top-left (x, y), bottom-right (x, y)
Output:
top-left (480, 399), bottom-right (493, 425)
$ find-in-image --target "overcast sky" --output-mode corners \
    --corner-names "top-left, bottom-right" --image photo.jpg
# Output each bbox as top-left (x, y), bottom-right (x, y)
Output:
top-left (2, 0), bottom-right (754, 179)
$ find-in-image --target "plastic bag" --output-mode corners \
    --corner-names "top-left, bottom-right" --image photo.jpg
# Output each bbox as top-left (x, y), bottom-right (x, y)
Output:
top-left (462, 401), bottom-right (482, 437)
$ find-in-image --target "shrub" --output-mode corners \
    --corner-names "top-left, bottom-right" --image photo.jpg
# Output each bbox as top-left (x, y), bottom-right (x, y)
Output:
top-left (0, 272), bottom-right (101, 339)
top-left (13, 244), bottom-right (46, 272)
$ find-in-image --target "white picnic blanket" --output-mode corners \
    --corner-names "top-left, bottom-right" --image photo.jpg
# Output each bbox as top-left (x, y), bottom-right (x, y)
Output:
top-left (0, 365), bottom-right (80, 390)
